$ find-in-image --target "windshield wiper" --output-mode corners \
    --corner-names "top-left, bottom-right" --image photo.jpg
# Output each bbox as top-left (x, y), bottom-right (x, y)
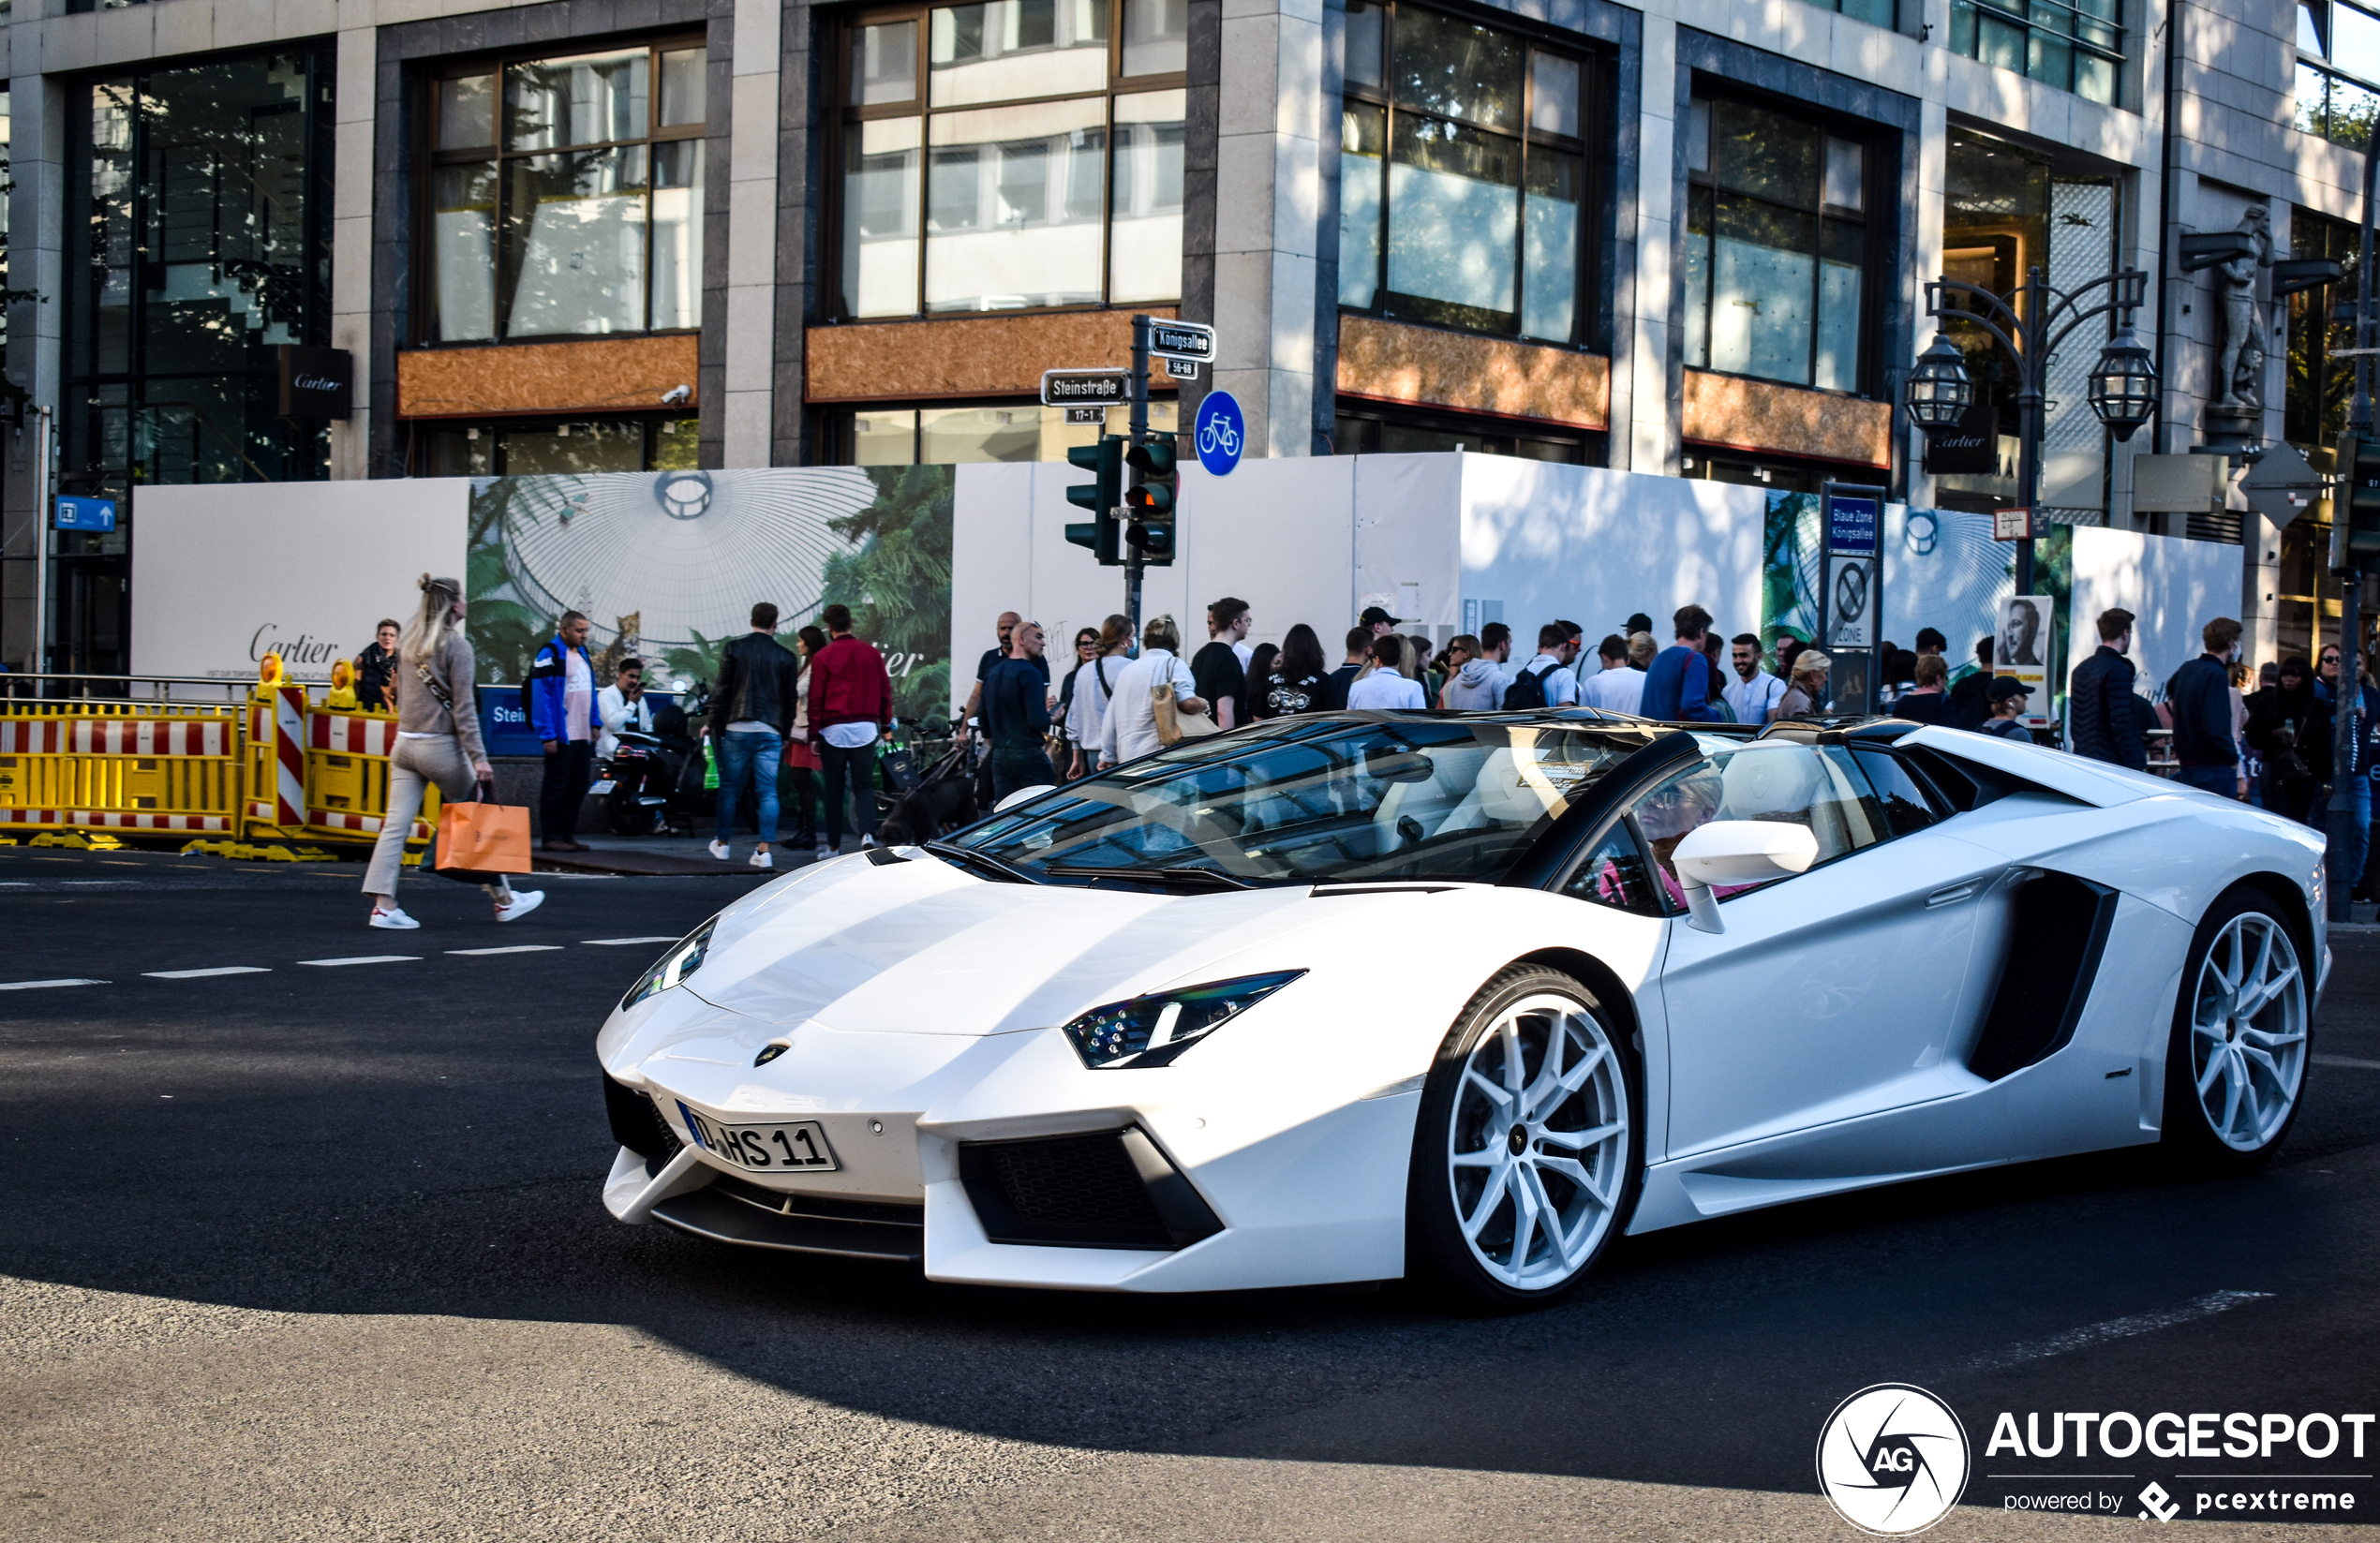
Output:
top-left (1044, 863), bottom-right (1255, 890)
top-left (924, 840), bottom-right (1038, 884)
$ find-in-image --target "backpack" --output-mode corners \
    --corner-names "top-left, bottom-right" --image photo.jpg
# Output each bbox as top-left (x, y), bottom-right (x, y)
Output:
top-left (1501, 660), bottom-right (1557, 710)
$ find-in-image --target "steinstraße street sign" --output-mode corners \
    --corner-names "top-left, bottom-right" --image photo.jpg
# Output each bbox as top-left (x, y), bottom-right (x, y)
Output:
top-left (1041, 369), bottom-right (1132, 408)
top-left (1148, 319), bottom-right (1216, 364)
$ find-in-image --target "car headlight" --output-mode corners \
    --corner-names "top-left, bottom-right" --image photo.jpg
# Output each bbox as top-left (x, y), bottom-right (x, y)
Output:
top-left (621, 917), bottom-right (719, 1011)
top-left (1060, 971), bottom-right (1305, 1069)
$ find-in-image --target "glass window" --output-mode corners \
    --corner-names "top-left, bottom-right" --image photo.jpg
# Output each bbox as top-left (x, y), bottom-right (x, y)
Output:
top-left (1338, 1), bottom-right (1591, 344)
top-left (1947, 0), bottom-right (2120, 104)
top-left (828, 398), bottom-right (1177, 463)
top-left (1683, 96), bottom-right (1871, 394)
top-left (954, 720), bottom-right (1656, 886)
top-left (415, 417), bottom-right (697, 475)
top-left (836, 1), bottom-right (1187, 319)
top-left (1798, 0), bottom-right (1896, 24)
top-left (1848, 749), bottom-right (1943, 838)
top-left (1562, 825), bottom-right (1659, 912)
top-left (424, 39), bottom-right (706, 342)
top-left (2303, 2), bottom-right (2380, 146)
top-left (67, 50), bottom-right (335, 500)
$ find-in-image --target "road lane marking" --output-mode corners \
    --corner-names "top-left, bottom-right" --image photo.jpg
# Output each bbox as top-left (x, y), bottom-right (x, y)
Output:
top-left (0, 978), bottom-right (107, 990)
top-left (143, 967), bottom-right (273, 979)
top-left (1957, 1290), bottom-right (2272, 1375)
top-left (2313, 1053), bottom-right (2380, 1070)
top-left (582, 936), bottom-right (680, 945)
top-left (296, 956), bottom-right (422, 967)
top-left (447, 945), bottom-right (563, 956)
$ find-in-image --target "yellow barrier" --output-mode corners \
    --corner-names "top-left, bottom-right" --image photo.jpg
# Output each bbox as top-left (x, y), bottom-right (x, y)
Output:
top-left (0, 703), bottom-right (244, 836)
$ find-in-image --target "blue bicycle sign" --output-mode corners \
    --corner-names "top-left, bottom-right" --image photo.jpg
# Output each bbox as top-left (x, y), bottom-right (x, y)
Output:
top-left (1196, 391), bottom-right (1245, 476)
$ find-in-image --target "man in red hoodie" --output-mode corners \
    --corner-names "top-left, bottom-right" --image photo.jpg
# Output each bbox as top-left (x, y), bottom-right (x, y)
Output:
top-left (806, 602), bottom-right (893, 859)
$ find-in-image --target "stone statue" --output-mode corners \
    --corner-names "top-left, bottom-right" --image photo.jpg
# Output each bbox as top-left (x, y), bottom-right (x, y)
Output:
top-left (2210, 204), bottom-right (2273, 411)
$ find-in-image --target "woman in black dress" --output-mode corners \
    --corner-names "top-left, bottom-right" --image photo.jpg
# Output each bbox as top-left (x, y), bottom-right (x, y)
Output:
top-left (1250, 625), bottom-right (1330, 720)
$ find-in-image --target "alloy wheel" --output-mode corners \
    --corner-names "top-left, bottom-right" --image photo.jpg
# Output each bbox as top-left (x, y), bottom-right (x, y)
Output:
top-left (2188, 911), bottom-right (2308, 1151)
top-left (1445, 991), bottom-right (1630, 1291)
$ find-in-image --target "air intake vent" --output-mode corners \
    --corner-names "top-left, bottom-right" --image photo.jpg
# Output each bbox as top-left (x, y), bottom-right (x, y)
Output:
top-left (1968, 871), bottom-right (2119, 1081)
top-left (959, 1128), bottom-right (1223, 1251)
top-left (603, 1074), bottom-right (681, 1162)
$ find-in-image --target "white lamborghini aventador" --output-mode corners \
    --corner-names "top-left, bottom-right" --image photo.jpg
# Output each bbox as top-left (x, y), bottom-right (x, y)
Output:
top-left (595, 711), bottom-right (2326, 1308)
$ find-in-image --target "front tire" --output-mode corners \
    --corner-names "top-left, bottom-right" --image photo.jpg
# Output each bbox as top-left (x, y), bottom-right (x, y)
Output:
top-left (2163, 887), bottom-right (2311, 1173)
top-left (1406, 965), bottom-right (1643, 1311)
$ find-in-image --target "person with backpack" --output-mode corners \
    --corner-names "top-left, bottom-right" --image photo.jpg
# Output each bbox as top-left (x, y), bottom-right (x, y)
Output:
top-left (1502, 624), bottom-right (1582, 708)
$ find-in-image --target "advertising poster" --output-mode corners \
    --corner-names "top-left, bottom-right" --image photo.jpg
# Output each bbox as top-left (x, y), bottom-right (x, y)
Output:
top-left (464, 465), bottom-right (956, 727)
top-left (1996, 593), bottom-right (2055, 723)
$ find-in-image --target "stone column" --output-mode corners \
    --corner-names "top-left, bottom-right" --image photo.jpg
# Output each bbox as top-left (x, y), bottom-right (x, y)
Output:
top-left (1212, 0), bottom-right (1324, 457)
top-left (329, 26), bottom-right (374, 479)
top-left (723, 0), bottom-right (780, 467)
top-left (2, 73), bottom-right (65, 668)
top-left (1622, 13), bottom-right (1675, 474)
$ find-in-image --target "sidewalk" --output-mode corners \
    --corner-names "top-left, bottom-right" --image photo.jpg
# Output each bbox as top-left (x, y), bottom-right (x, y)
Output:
top-left (532, 833), bottom-right (833, 878)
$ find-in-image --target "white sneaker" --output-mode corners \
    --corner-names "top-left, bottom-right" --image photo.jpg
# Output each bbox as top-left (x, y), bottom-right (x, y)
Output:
top-left (369, 906), bottom-right (420, 930)
top-left (861, 835), bottom-right (878, 849)
top-left (495, 889), bottom-right (546, 923)
top-left (813, 843), bottom-right (834, 862)
top-left (707, 839), bottom-right (731, 861)
top-left (750, 848), bottom-right (774, 869)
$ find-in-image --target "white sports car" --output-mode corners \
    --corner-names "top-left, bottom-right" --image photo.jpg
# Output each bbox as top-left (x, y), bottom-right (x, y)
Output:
top-left (596, 711), bottom-right (2326, 1307)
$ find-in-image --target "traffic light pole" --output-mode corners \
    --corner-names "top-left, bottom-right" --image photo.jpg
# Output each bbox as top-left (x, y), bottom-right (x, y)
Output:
top-left (1124, 315), bottom-right (1152, 642)
top-left (2326, 146), bottom-right (2378, 922)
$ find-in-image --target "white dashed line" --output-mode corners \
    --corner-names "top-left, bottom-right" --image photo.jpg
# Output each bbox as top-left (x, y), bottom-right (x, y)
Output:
top-left (296, 956), bottom-right (422, 968)
top-left (447, 945), bottom-right (564, 956)
top-left (143, 967), bottom-right (273, 979)
top-left (0, 978), bottom-right (108, 991)
top-left (581, 937), bottom-right (680, 946)
top-left (1957, 1290), bottom-right (2273, 1375)
top-left (2313, 1053), bottom-right (2380, 1070)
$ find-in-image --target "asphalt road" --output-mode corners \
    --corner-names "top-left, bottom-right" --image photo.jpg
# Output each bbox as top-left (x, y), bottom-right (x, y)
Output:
top-left (3, 843), bottom-right (2377, 1542)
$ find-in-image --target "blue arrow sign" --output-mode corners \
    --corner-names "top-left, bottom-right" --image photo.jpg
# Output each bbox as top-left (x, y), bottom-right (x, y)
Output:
top-left (54, 496), bottom-right (116, 533)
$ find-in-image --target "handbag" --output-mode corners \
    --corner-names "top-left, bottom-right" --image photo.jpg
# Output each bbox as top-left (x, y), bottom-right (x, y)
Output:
top-left (1152, 682), bottom-right (1219, 747)
top-left (436, 791), bottom-right (533, 875)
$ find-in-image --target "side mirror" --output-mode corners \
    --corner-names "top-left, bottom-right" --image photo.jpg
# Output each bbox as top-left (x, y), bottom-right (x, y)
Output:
top-left (1670, 820), bottom-right (1820, 932)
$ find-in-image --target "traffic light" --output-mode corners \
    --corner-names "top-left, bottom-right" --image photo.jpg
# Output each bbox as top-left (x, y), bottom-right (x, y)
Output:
top-left (2337, 433), bottom-right (2380, 568)
top-left (1123, 432), bottom-right (1178, 566)
top-left (1064, 435), bottom-right (1123, 565)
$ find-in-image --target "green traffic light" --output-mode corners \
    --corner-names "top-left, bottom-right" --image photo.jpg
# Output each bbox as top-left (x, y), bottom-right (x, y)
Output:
top-left (1064, 436), bottom-right (1126, 564)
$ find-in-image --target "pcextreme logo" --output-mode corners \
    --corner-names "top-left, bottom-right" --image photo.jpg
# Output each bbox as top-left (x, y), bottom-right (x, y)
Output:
top-left (1816, 1384), bottom-right (1972, 1536)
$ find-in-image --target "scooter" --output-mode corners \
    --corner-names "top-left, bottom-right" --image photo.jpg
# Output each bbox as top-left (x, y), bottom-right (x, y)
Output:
top-left (599, 696), bottom-right (714, 837)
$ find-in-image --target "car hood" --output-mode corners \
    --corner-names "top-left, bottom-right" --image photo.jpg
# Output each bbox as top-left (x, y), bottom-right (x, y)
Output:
top-left (681, 852), bottom-right (1344, 1037)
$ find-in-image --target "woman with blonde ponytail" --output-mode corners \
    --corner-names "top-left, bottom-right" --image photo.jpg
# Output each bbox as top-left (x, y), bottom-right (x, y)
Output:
top-left (361, 574), bottom-right (543, 928)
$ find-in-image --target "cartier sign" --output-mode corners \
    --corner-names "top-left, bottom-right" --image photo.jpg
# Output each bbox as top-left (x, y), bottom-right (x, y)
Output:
top-left (277, 345), bottom-right (353, 420)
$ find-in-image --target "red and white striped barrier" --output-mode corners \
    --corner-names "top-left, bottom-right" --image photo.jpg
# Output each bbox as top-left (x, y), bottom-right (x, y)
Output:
top-left (271, 688), bottom-right (305, 830)
top-left (308, 808), bottom-right (436, 840)
top-left (308, 712), bottom-right (400, 755)
top-left (0, 718), bottom-right (234, 756)
top-left (0, 809), bottom-right (231, 832)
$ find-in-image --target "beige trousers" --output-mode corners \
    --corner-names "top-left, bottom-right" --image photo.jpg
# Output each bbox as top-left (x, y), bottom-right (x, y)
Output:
top-left (362, 734), bottom-right (513, 901)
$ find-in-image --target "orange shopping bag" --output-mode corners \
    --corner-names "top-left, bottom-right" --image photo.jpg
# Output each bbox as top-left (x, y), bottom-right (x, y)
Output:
top-left (435, 798), bottom-right (532, 875)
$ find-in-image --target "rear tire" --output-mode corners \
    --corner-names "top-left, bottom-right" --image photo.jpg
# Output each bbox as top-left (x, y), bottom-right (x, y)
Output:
top-left (1406, 965), bottom-right (1643, 1311)
top-left (2162, 886), bottom-right (2311, 1174)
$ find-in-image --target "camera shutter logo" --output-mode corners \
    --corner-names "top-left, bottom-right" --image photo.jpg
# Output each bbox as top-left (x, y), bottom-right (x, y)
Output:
top-left (1815, 1384), bottom-right (1970, 1536)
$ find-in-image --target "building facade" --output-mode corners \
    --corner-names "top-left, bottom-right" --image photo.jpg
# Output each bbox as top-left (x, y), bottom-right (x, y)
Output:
top-left (0, 0), bottom-right (2358, 675)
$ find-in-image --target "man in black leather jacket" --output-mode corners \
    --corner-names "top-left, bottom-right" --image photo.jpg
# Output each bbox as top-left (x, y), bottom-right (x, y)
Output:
top-left (707, 603), bottom-right (804, 868)
top-left (2068, 606), bottom-right (2148, 770)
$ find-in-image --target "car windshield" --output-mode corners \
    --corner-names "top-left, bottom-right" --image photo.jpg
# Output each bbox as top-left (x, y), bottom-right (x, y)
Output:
top-left (951, 717), bottom-right (1659, 885)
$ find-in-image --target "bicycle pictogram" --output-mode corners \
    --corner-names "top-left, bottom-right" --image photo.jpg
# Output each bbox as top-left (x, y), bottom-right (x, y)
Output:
top-left (1197, 414), bottom-right (1242, 458)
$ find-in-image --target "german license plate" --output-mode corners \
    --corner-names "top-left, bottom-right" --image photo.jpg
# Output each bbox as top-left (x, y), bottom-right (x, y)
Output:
top-left (588, 779), bottom-right (617, 795)
top-left (677, 1101), bottom-right (839, 1172)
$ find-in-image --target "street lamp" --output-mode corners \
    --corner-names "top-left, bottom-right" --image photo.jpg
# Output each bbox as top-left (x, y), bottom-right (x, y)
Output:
top-left (1904, 265), bottom-right (2154, 594)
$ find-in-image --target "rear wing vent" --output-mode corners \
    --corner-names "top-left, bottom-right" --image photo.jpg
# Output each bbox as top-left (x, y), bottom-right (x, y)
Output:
top-left (1968, 871), bottom-right (2120, 1081)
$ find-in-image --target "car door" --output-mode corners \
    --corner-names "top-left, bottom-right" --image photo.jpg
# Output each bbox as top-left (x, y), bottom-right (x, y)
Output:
top-left (1636, 739), bottom-right (2007, 1159)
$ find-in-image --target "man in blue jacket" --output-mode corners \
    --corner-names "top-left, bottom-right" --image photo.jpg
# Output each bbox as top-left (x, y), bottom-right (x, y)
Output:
top-left (527, 611), bottom-right (602, 851)
top-left (2165, 616), bottom-right (2243, 799)
top-left (1639, 604), bottom-right (1726, 722)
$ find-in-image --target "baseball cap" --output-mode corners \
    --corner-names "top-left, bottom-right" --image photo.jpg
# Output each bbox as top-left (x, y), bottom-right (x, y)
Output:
top-left (1359, 605), bottom-right (1404, 628)
top-left (1987, 675), bottom-right (2030, 704)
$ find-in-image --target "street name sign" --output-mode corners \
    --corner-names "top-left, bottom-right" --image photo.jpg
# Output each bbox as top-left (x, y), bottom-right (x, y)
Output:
top-left (1148, 319), bottom-right (1216, 363)
top-left (1041, 369), bottom-right (1132, 408)
top-left (1163, 356), bottom-right (1200, 380)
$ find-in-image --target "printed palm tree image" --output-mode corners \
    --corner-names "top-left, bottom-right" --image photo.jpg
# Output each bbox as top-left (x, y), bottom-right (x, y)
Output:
top-left (823, 467), bottom-right (956, 728)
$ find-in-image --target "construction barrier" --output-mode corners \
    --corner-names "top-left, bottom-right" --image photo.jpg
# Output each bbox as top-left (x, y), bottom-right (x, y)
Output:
top-left (0, 703), bottom-right (245, 836)
top-left (1, 671), bottom-right (429, 851)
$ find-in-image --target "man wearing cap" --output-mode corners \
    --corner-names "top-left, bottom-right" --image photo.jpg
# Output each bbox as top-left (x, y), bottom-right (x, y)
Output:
top-left (1361, 604), bottom-right (1403, 639)
top-left (1980, 676), bottom-right (2033, 739)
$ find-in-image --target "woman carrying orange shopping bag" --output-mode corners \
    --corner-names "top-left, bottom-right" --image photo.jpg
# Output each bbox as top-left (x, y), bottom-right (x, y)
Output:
top-left (361, 573), bottom-right (544, 929)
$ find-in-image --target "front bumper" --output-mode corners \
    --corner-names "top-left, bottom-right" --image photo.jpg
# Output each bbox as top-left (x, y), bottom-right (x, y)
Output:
top-left (599, 1021), bottom-right (1419, 1292)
